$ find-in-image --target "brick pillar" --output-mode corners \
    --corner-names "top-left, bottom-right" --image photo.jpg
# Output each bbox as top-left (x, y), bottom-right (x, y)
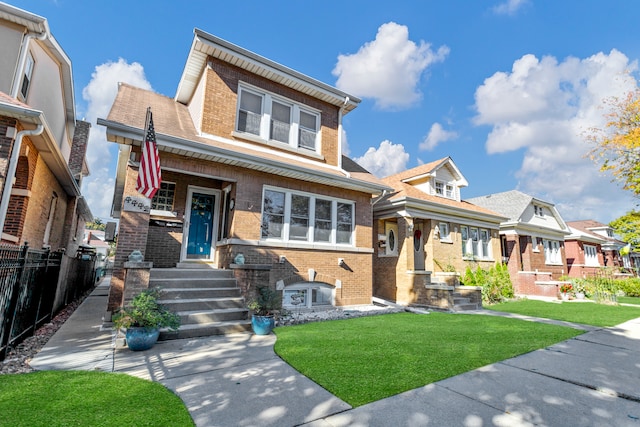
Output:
top-left (68, 120), bottom-right (91, 184)
top-left (107, 164), bottom-right (151, 314)
top-left (123, 261), bottom-right (153, 304)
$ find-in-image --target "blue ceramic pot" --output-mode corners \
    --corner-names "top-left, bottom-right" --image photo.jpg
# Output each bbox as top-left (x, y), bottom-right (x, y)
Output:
top-left (126, 327), bottom-right (160, 351)
top-left (251, 315), bottom-right (275, 335)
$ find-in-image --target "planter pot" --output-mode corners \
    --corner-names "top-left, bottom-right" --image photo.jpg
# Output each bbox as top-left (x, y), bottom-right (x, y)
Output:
top-left (125, 327), bottom-right (160, 351)
top-left (251, 314), bottom-right (275, 335)
top-left (561, 293), bottom-right (570, 301)
top-left (575, 292), bottom-right (585, 300)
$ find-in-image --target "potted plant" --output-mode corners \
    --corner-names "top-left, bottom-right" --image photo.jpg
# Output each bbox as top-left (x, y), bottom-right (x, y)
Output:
top-left (574, 282), bottom-right (586, 300)
top-left (113, 289), bottom-right (180, 351)
top-left (559, 283), bottom-right (573, 301)
top-left (248, 286), bottom-right (281, 335)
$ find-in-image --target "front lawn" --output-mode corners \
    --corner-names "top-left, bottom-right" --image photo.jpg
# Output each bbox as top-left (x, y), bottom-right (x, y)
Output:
top-left (618, 296), bottom-right (640, 306)
top-left (0, 371), bottom-right (194, 427)
top-left (486, 299), bottom-right (640, 326)
top-left (274, 311), bottom-right (582, 407)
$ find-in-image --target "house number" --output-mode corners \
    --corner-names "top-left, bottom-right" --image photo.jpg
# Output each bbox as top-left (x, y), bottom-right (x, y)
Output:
top-left (123, 196), bottom-right (151, 213)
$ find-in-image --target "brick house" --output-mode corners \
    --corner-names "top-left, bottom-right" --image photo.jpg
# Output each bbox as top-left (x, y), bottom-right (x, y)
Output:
top-left (566, 220), bottom-right (637, 278)
top-left (372, 158), bottom-right (506, 309)
top-left (98, 29), bottom-right (391, 320)
top-left (468, 190), bottom-right (570, 297)
top-left (0, 4), bottom-right (92, 306)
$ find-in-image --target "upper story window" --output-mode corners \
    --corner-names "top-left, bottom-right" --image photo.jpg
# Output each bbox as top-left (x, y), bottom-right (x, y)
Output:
top-left (434, 180), bottom-right (455, 200)
top-left (534, 205), bottom-right (544, 217)
top-left (261, 187), bottom-right (354, 245)
top-left (19, 52), bottom-right (35, 101)
top-left (236, 85), bottom-right (320, 152)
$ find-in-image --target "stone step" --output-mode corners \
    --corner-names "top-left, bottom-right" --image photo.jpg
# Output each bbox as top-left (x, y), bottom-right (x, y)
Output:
top-left (159, 320), bottom-right (252, 340)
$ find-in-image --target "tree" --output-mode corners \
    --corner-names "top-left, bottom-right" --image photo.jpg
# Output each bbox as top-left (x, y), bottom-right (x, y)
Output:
top-left (86, 218), bottom-right (105, 231)
top-left (610, 210), bottom-right (640, 253)
top-left (587, 90), bottom-right (640, 198)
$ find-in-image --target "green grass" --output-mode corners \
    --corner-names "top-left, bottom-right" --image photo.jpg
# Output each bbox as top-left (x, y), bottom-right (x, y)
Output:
top-left (0, 371), bottom-right (194, 427)
top-left (618, 296), bottom-right (640, 306)
top-left (486, 299), bottom-right (640, 326)
top-left (274, 312), bottom-right (582, 407)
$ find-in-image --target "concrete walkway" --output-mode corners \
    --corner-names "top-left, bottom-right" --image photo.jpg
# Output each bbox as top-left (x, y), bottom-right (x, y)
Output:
top-left (31, 278), bottom-right (640, 426)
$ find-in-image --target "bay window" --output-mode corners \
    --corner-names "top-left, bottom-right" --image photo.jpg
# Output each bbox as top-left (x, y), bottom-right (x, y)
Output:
top-left (261, 187), bottom-right (354, 245)
top-left (584, 244), bottom-right (599, 266)
top-left (543, 240), bottom-right (562, 265)
top-left (461, 225), bottom-right (493, 260)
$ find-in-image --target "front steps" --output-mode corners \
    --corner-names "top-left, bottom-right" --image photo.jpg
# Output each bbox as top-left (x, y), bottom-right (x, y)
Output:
top-left (451, 291), bottom-right (481, 311)
top-left (150, 267), bottom-right (251, 340)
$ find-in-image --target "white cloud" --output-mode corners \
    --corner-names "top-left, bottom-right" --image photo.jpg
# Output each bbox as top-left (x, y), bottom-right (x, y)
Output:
top-left (81, 59), bottom-right (152, 221)
top-left (332, 22), bottom-right (449, 110)
top-left (353, 140), bottom-right (410, 178)
top-left (420, 122), bottom-right (458, 151)
top-left (474, 49), bottom-right (638, 222)
top-left (492, 0), bottom-right (529, 15)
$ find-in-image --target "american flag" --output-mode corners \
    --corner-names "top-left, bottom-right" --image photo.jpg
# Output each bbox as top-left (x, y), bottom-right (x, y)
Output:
top-left (136, 108), bottom-right (161, 199)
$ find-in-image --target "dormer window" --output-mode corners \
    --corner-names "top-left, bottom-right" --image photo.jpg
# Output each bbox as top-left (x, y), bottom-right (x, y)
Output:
top-left (434, 180), bottom-right (455, 199)
top-left (435, 181), bottom-right (444, 196)
top-left (534, 205), bottom-right (544, 217)
top-left (236, 84), bottom-right (320, 152)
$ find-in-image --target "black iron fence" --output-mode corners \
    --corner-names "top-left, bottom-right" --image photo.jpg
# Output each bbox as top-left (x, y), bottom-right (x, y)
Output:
top-left (0, 243), bottom-right (97, 361)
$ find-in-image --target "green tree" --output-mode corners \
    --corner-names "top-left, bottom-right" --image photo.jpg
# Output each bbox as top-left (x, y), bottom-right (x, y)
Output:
top-left (610, 210), bottom-right (640, 253)
top-left (587, 90), bottom-right (640, 198)
top-left (86, 218), bottom-right (105, 231)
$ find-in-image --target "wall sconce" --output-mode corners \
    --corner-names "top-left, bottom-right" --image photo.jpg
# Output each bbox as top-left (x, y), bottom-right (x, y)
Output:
top-left (434, 225), bottom-right (440, 239)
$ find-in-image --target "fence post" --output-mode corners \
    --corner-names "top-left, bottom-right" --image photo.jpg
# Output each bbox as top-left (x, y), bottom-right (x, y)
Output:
top-left (0, 243), bottom-right (29, 360)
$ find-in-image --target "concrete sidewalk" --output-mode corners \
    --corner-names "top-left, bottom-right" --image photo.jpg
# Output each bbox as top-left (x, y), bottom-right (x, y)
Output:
top-left (31, 278), bottom-right (640, 426)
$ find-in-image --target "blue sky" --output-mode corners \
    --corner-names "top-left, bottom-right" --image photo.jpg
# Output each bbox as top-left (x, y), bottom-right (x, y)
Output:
top-left (8, 0), bottom-right (640, 224)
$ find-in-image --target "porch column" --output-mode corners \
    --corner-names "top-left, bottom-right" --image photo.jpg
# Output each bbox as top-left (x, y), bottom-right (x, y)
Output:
top-left (106, 164), bottom-right (152, 317)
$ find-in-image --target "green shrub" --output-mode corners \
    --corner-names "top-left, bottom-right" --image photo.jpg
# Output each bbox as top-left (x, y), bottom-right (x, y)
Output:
top-left (616, 278), bottom-right (640, 297)
top-left (462, 263), bottom-right (514, 304)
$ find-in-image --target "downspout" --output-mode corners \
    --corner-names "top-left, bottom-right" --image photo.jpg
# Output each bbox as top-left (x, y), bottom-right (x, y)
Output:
top-left (0, 124), bottom-right (44, 238)
top-left (10, 29), bottom-right (48, 99)
top-left (337, 96), bottom-right (350, 178)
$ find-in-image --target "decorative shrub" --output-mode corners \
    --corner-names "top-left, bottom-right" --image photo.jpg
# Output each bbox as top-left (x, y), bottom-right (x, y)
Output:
top-left (462, 263), bottom-right (514, 304)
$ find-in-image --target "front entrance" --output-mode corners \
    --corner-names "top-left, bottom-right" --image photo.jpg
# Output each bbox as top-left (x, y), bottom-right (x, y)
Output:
top-left (182, 187), bottom-right (220, 262)
top-left (413, 220), bottom-right (425, 270)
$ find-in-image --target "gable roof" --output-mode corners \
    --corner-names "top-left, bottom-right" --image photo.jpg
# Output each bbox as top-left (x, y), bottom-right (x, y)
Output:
top-left (468, 190), bottom-right (570, 235)
top-left (98, 84), bottom-right (391, 217)
top-left (566, 220), bottom-right (625, 248)
top-left (374, 160), bottom-right (505, 224)
top-left (175, 28), bottom-right (360, 113)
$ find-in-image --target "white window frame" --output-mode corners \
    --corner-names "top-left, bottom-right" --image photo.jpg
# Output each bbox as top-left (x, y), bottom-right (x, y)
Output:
top-left (461, 225), bottom-right (492, 260)
top-left (236, 83), bottom-right (321, 153)
top-left (282, 282), bottom-right (334, 309)
top-left (261, 186), bottom-right (354, 246)
top-left (543, 239), bottom-right (562, 265)
top-left (19, 52), bottom-right (35, 101)
top-left (438, 222), bottom-right (451, 242)
top-left (150, 181), bottom-right (177, 217)
top-left (434, 181), bottom-right (444, 196)
top-left (584, 244), bottom-right (599, 267)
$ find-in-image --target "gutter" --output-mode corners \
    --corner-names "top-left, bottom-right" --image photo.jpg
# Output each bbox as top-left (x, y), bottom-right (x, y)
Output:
top-left (0, 123), bottom-right (44, 238)
top-left (11, 28), bottom-right (49, 99)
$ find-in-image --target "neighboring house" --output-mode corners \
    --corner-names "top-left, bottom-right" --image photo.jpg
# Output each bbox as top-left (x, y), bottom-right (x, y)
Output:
top-left (564, 223), bottom-right (607, 279)
top-left (0, 4), bottom-right (92, 306)
top-left (468, 190), bottom-right (570, 297)
top-left (566, 220), bottom-right (637, 277)
top-left (372, 157), bottom-right (506, 308)
top-left (97, 29), bottom-right (390, 318)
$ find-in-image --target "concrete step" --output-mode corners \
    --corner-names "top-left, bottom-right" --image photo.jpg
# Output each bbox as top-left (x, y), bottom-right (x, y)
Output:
top-left (151, 277), bottom-right (238, 289)
top-left (160, 287), bottom-right (241, 299)
top-left (452, 303), bottom-right (481, 312)
top-left (159, 320), bottom-right (252, 340)
top-left (178, 307), bottom-right (249, 324)
top-left (158, 297), bottom-right (245, 311)
top-left (150, 268), bottom-right (234, 280)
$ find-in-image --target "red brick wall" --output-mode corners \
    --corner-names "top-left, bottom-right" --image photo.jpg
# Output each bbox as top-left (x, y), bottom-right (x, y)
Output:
top-left (201, 59), bottom-right (340, 167)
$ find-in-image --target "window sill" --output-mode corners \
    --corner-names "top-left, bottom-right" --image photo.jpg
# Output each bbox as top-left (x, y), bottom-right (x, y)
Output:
top-left (150, 209), bottom-right (177, 218)
top-left (232, 131), bottom-right (324, 161)
top-left (439, 239), bottom-right (453, 244)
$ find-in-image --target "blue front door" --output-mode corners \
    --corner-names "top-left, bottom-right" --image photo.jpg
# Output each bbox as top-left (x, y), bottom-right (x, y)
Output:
top-left (186, 192), bottom-right (215, 259)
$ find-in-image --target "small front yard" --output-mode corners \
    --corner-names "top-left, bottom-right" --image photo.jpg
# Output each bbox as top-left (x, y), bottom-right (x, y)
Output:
top-left (0, 371), bottom-right (194, 427)
top-left (486, 299), bottom-right (640, 326)
top-left (274, 311), bottom-right (583, 407)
